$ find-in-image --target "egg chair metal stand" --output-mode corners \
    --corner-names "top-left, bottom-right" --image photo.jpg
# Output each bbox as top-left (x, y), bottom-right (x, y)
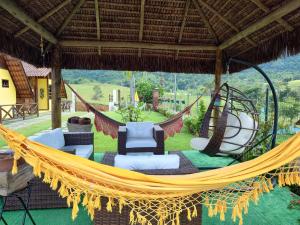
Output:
top-left (227, 58), bottom-right (279, 149)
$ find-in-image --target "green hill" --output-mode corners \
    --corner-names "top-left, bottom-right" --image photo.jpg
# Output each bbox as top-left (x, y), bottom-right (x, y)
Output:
top-left (62, 54), bottom-right (300, 95)
top-left (66, 83), bottom-right (130, 105)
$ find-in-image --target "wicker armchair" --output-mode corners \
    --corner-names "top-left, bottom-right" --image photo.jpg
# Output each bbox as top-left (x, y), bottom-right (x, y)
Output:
top-left (4, 132), bottom-right (94, 210)
top-left (118, 122), bottom-right (164, 155)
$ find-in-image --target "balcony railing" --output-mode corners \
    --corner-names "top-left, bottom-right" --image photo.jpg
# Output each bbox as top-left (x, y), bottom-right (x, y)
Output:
top-left (0, 103), bottom-right (39, 123)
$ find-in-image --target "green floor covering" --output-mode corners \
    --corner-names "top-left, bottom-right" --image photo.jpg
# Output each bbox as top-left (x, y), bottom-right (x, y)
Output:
top-left (1, 151), bottom-right (299, 225)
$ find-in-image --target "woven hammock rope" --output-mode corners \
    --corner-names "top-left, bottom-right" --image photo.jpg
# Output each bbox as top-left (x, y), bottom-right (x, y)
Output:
top-left (0, 125), bottom-right (299, 225)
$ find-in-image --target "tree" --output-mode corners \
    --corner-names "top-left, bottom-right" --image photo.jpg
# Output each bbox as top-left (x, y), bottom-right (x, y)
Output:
top-left (92, 85), bottom-right (103, 101)
top-left (136, 79), bottom-right (164, 103)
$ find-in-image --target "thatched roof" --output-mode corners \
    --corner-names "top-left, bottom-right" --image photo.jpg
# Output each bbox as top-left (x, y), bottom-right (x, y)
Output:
top-left (1, 54), bottom-right (34, 99)
top-left (0, 0), bottom-right (300, 73)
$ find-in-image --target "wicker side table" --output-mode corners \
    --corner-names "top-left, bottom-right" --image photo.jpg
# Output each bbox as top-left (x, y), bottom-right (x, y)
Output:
top-left (94, 152), bottom-right (201, 225)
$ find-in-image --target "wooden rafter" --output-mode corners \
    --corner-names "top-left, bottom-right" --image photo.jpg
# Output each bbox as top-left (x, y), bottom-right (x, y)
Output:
top-left (220, 0), bottom-right (300, 50)
top-left (193, 0), bottom-right (218, 44)
top-left (56, 0), bottom-right (86, 37)
top-left (59, 40), bottom-right (217, 51)
top-left (14, 0), bottom-right (71, 37)
top-left (249, 0), bottom-right (293, 31)
top-left (138, 0), bottom-right (145, 57)
top-left (45, 0), bottom-right (86, 52)
top-left (95, 0), bottom-right (101, 55)
top-left (196, 0), bottom-right (256, 47)
top-left (175, 0), bottom-right (190, 60)
top-left (0, 0), bottom-right (57, 44)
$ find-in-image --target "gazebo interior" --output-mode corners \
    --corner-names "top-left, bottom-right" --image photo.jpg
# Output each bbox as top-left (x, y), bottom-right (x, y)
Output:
top-left (0, 1), bottom-right (300, 225)
top-left (1, 0), bottom-right (300, 127)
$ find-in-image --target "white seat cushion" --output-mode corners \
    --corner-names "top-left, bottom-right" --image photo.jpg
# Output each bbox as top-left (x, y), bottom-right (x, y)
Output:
top-left (126, 122), bottom-right (154, 138)
top-left (61, 145), bottom-right (93, 159)
top-left (220, 112), bottom-right (257, 155)
top-left (190, 137), bottom-right (210, 150)
top-left (191, 113), bottom-right (258, 155)
top-left (126, 137), bottom-right (157, 148)
top-left (114, 154), bottom-right (180, 170)
top-left (29, 128), bottom-right (65, 149)
top-left (224, 113), bottom-right (241, 138)
top-left (51, 128), bottom-right (65, 149)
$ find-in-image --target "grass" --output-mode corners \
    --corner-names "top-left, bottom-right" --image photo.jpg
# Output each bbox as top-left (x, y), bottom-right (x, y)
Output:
top-left (66, 83), bottom-right (130, 105)
top-left (288, 79), bottom-right (300, 89)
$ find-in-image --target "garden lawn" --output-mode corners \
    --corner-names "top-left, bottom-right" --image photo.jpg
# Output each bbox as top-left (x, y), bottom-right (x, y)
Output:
top-left (66, 83), bottom-right (130, 105)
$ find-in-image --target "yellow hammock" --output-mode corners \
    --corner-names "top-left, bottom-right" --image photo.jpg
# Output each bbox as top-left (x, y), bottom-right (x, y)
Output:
top-left (0, 124), bottom-right (299, 225)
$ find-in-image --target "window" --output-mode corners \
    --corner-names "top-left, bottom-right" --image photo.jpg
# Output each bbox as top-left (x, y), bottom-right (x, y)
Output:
top-left (2, 79), bottom-right (9, 88)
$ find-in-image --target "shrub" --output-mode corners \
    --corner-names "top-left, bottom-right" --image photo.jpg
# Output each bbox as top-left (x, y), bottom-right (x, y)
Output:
top-left (136, 79), bottom-right (164, 103)
top-left (183, 100), bottom-right (206, 135)
top-left (117, 103), bottom-right (144, 122)
top-left (157, 108), bottom-right (174, 118)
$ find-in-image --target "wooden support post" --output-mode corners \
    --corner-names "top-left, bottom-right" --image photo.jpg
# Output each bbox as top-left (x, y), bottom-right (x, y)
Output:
top-left (214, 48), bottom-right (222, 91)
top-left (213, 48), bottom-right (222, 129)
top-left (0, 106), bottom-right (2, 124)
top-left (51, 45), bottom-right (62, 129)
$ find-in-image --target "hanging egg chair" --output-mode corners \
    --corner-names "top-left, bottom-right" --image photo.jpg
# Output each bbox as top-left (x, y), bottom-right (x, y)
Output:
top-left (191, 83), bottom-right (259, 156)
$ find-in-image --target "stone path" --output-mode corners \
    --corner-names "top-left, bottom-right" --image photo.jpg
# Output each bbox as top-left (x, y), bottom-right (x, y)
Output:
top-left (4, 112), bottom-right (51, 130)
top-left (3, 111), bottom-right (91, 136)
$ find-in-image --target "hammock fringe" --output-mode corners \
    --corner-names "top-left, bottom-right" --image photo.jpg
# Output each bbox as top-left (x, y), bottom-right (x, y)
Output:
top-left (0, 125), bottom-right (299, 225)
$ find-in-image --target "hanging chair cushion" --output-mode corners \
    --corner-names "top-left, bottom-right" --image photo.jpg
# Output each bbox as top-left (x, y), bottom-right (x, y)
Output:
top-left (220, 112), bottom-right (257, 154)
top-left (190, 114), bottom-right (240, 154)
top-left (191, 113), bottom-right (257, 155)
top-left (224, 114), bottom-right (241, 138)
top-left (190, 137), bottom-right (210, 151)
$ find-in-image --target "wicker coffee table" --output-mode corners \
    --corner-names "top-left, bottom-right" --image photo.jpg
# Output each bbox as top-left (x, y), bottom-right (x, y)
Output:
top-left (94, 151), bottom-right (201, 225)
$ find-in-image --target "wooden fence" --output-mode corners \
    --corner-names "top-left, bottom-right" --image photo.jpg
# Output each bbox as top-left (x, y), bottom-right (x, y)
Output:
top-left (0, 103), bottom-right (39, 123)
top-left (75, 101), bottom-right (108, 112)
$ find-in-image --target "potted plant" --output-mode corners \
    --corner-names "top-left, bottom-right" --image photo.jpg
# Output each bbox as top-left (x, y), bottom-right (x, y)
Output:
top-left (67, 116), bottom-right (93, 132)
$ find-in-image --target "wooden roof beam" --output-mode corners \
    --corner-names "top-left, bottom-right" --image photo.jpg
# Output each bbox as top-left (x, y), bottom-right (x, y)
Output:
top-left (59, 40), bottom-right (217, 51)
top-left (45, 0), bottom-right (86, 52)
top-left (56, 0), bottom-right (86, 37)
top-left (0, 0), bottom-right (57, 44)
top-left (195, 0), bottom-right (256, 47)
top-left (95, 0), bottom-right (101, 55)
top-left (176, 0), bottom-right (190, 60)
top-left (138, 0), bottom-right (145, 57)
top-left (249, 0), bottom-right (294, 31)
top-left (220, 0), bottom-right (300, 50)
top-left (14, 0), bottom-right (71, 38)
top-left (193, 0), bottom-right (219, 44)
